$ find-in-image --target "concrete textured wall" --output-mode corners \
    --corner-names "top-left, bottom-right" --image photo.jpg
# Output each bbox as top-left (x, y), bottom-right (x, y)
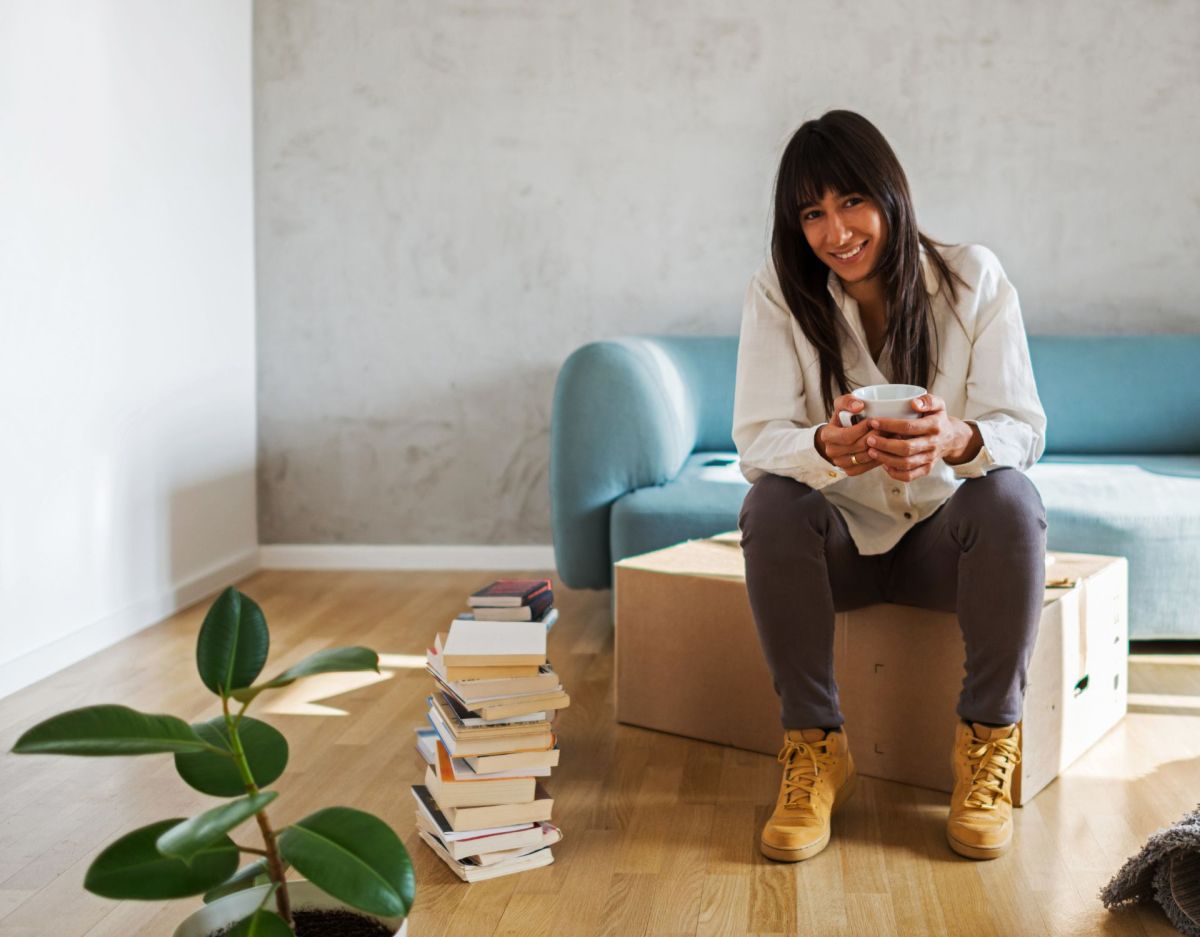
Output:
top-left (254, 0), bottom-right (1200, 546)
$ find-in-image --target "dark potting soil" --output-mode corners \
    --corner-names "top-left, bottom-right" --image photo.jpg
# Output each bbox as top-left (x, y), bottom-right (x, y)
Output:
top-left (212, 908), bottom-right (393, 936)
top-left (292, 909), bottom-right (393, 936)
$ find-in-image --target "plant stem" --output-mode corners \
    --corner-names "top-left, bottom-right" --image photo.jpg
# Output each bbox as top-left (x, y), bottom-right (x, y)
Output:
top-left (233, 843), bottom-right (269, 856)
top-left (224, 697), bottom-right (292, 928)
top-left (254, 809), bottom-right (292, 925)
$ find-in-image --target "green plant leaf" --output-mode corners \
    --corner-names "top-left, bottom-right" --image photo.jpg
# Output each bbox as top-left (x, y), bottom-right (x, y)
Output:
top-left (278, 807), bottom-right (414, 918)
top-left (196, 587), bottom-right (269, 696)
top-left (228, 908), bottom-right (293, 937)
top-left (156, 792), bottom-right (278, 863)
top-left (84, 820), bottom-right (239, 899)
top-left (231, 647), bottom-right (380, 703)
top-left (11, 705), bottom-right (210, 756)
top-left (174, 717), bottom-right (289, 797)
top-left (203, 858), bottom-right (274, 903)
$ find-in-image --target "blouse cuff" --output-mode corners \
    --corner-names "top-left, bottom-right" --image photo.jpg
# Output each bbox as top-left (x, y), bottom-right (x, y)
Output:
top-left (750, 422), bottom-right (847, 490)
top-left (950, 420), bottom-right (998, 478)
top-left (803, 424), bottom-right (847, 489)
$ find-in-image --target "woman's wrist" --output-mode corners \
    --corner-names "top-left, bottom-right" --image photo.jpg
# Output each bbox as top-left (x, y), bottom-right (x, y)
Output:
top-left (944, 419), bottom-right (983, 465)
top-left (814, 423), bottom-right (831, 463)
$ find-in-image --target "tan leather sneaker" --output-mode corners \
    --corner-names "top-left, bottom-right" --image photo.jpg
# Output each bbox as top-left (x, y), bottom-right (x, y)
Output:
top-left (760, 727), bottom-right (857, 862)
top-left (946, 721), bottom-right (1022, 860)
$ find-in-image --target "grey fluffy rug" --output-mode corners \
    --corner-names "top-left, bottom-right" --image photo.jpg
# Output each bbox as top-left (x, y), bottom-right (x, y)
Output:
top-left (1101, 804), bottom-right (1200, 935)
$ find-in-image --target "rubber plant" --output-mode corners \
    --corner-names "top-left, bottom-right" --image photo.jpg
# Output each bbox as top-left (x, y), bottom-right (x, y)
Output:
top-left (10, 587), bottom-right (415, 935)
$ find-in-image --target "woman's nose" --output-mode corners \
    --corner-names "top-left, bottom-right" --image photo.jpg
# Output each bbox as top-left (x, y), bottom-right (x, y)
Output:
top-left (825, 214), bottom-right (852, 246)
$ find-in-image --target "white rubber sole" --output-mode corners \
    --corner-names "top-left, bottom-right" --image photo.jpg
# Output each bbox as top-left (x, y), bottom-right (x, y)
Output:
top-left (946, 826), bottom-right (1012, 860)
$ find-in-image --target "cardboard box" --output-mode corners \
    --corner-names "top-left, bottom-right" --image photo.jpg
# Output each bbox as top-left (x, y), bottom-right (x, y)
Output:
top-left (614, 534), bottom-right (1127, 805)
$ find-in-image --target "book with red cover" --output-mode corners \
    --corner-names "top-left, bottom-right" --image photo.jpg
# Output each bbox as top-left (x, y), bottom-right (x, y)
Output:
top-left (468, 579), bottom-right (552, 608)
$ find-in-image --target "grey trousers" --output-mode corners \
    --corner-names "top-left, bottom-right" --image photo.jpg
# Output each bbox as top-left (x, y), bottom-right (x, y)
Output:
top-left (738, 468), bottom-right (1048, 729)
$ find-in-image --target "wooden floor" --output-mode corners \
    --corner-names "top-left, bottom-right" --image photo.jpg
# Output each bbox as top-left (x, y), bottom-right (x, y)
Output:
top-left (1, 570), bottom-right (1197, 937)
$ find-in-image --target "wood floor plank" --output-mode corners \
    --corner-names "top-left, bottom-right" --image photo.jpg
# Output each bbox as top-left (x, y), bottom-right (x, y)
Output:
top-left (696, 873), bottom-right (749, 936)
top-left (0, 570), bottom-right (1196, 936)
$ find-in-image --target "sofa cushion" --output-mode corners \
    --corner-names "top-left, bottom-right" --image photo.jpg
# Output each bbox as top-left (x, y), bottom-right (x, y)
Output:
top-left (1029, 456), bottom-right (1200, 638)
top-left (1030, 335), bottom-right (1200, 455)
top-left (610, 452), bottom-right (748, 566)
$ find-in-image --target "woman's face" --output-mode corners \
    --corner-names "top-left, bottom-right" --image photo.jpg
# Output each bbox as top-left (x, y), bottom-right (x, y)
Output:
top-left (799, 189), bottom-right (887, 283)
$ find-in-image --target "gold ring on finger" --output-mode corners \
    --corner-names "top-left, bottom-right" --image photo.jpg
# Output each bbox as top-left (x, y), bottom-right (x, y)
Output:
top-left (850, 453), bottom-right (858, 465)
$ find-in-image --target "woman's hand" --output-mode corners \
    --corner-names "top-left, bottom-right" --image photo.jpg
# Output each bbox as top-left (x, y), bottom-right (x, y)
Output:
top-left (862, 394), bottom-right (977, 482)
top-left (815, 393), bottom-right (881, 476)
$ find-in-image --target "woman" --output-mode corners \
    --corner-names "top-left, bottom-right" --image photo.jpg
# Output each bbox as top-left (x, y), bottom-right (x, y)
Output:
top-left (733, 110), bottom-right (1047, 863)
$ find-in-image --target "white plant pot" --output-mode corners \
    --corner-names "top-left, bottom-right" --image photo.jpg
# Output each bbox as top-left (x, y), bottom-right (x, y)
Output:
top-left (173, 880), bottom-right (408, 937)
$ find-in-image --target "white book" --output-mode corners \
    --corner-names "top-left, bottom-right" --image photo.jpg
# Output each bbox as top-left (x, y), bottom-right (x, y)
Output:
top-left (472, 830), bottom-right (562, 866)
top-left (457, 707), bottom-right (548, 728)
top-left (410, 785), bottom-right (533, 842)
top-left (456, 607), bottom-right (560, 629)
top-left (417, 830), bottom-right (554, 882)
top-left (414, 811), bottom-right (555, 862)
top-left (464, 747), bottom-right (561, 774)
top-left (442, 620), bottom-right (546, 667)
top-left (415, 727), bottom-right (552, 778)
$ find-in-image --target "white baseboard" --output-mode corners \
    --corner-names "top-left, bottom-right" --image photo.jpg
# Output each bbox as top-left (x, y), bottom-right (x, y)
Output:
top-left (258, 544), bottom-right (558, 571)
top-left (0, 546), bottom-right (261, 702)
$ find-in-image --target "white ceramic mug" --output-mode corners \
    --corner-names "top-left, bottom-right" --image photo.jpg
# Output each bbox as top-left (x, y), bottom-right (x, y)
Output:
top-left (837, 383), bottom-right (927, 427)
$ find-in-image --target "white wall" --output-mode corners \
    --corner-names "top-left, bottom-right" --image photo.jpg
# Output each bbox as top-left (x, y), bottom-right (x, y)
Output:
top-left (0, 1), bottom-right (257, 698)
top-left (253, 0), bottom-right (1200, 548)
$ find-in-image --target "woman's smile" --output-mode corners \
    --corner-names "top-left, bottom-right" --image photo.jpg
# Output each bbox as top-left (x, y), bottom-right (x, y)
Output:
top-left (829, 239), bottom-right (869, 265)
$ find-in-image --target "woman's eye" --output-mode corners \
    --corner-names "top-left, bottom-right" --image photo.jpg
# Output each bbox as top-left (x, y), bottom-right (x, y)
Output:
top-left (803, 210), bottom-right (821, 222)
top-left (845, 196), bottom-right (863, 207)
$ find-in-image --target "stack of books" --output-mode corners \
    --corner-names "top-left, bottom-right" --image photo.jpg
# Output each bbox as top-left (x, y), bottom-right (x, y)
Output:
top-left (457, 577), bottom-right (559, 628)
top-left (411, 579), bottom-right (568, 881)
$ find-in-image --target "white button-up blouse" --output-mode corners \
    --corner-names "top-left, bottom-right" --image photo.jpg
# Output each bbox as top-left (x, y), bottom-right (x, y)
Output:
top-left (732, 243), bottom-right (1046, 556)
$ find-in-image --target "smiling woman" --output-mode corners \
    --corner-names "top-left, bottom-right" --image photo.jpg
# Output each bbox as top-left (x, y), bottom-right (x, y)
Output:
top-left (733, 109), bottom-right (1049, 866)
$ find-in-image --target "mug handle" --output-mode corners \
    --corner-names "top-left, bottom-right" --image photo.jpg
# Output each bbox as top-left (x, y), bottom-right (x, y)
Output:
top-left (837, 411), bottom-right (864, 428)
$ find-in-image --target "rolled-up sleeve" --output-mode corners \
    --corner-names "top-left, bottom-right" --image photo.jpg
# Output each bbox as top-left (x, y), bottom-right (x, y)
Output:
top-left (952, 254), bottom-right (1046, 478)
top-left (733, 272), bottom-right (845, 490)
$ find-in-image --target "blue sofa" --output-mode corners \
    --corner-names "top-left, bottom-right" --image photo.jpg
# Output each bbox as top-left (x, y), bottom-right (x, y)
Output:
top-left (549, 335), bottom-right (1200, 639)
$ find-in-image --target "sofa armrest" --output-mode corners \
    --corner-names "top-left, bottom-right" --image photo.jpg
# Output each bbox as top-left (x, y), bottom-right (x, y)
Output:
top-left (550, 339), bottom-right (698, 589)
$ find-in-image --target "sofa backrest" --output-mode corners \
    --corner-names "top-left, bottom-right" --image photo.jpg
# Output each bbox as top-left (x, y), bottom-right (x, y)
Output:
top-left (1031, 335), bottom-right (1200, 454)
top-left (650, 333), bottom-right (1200, 456)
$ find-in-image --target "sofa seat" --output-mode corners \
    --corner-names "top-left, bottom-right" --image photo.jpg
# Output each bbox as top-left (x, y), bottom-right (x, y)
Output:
top-left (1030, 455), bottom-right (1200, 638)
top-left (610, 452), bottom-right (748, 566)
top-left (610, 452), bottom-right (1200, 639)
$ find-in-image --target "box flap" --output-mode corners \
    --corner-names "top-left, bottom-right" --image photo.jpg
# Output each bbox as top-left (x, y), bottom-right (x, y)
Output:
top-left (614, 535), bottom-right (744, 580)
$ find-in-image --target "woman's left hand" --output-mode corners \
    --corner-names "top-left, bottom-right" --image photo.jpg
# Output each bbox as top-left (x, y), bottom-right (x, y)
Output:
top-left (863, 394), bottom-right (974, 482)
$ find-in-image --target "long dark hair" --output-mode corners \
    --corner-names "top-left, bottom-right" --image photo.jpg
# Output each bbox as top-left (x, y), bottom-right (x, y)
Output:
top-left (771, 110), bottom-right (965, 415)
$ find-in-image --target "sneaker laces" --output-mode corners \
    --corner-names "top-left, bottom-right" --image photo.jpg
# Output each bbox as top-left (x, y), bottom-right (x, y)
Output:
top-left (777, 737), bottom-right (836, 813)
top-left (961, 732), bottom-right (1021, 809)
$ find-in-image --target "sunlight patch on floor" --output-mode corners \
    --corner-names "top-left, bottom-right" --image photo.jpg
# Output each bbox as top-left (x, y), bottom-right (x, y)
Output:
top-left (257, 669), bottom-right (394, 716)
top-left (378, 652), bottom-right (427, 669)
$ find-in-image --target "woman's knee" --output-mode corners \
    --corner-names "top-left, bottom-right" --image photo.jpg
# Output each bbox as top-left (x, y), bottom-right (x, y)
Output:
top-left (952, 469), bottom-right (1047, 538)
top-left (739, 474), bottom-right (830, 546)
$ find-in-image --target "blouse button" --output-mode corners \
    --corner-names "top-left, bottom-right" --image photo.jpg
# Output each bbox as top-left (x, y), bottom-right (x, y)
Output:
top-left (827, 471), bottom-right (838, 479)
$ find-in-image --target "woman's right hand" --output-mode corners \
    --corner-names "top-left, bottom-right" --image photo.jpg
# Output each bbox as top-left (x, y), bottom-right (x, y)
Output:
top-left (815, 394), bottom-right (880, 476)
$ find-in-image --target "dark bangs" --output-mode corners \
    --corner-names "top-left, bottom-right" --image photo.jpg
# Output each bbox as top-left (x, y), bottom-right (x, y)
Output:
top-left (775, 130), bottom-right (876, 233)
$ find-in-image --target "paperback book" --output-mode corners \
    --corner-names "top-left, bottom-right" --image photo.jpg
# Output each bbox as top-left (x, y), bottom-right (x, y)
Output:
top-left (467, 579), bottom-right (551, 608)
top-left (415, 727), bottom-right (553, 779)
